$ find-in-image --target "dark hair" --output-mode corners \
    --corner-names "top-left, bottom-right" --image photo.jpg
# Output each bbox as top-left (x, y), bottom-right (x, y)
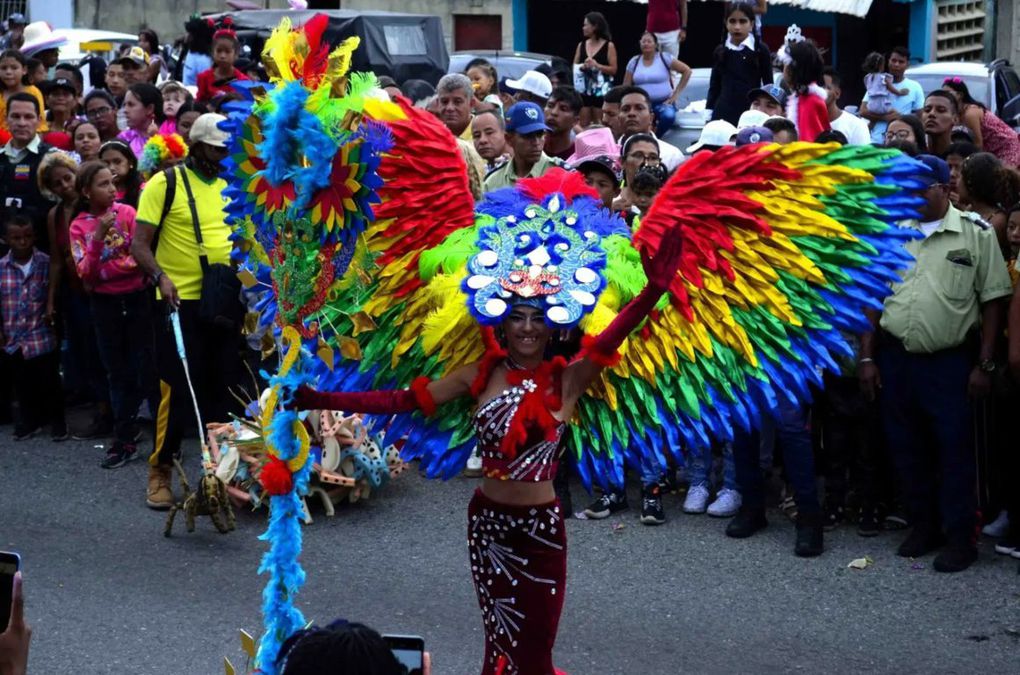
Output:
top-left (888, 113), bottom-right (927, 152)
top-left (821, 66), bottom-right (841, 88)
top-left (885, 139), bottom-right (919, 157)
top-left (862, 52), bottom-right (884, 75)
top-left (139, 28), bottom-right (160, 54)
top-left (127, 82), bottom-right (165, 123)
top-left (724, 2), bottom-right (757, 24)
top-left (617, 85), bottom-right (651, 108)
top-left (925, 89), bottom-right (959, 115)
top-left (603, 85), bottom-right (628, 106)
top-left (786, 41), bottom-right (824, 92)
top-left (548, 86), bottom-right (582, 115)
top-left (84, 88), bottom-right (117, 111)
top-left (73, 160), bottom-right (113, 216)
top-left (941, 78), bottom-right (982, 109)
top-left (400, 79), bottom-right (435, 105)
top-left (55, 62), bottom-right (84, 89)
top-left (212, 31), bottom-right (241, 54)
top-left (276, 620), bottom-right (404, 675)
top-left (640, 31), bottom-right (659, 45)
top-left (98, 141), bottom-right (142, 208)
top-left (632, 163), bottom-right (667, 193)
top-left (175, 99), bottom-right (208, 118)
top-left (961, 152), bottom-right (1020, 208)
top-left (465, 58), bottom-right (498, 85)
top-left (815, 129), bottom-right (848, 145)
top-left (6, 91), bottom-right (39, 116)
top-left (185, 15), bottom-right (215, 54)
top-left (24, 58), bottom-right (42, 85)
top-left (584, 12), bottom-right (612, 41)
top-left (3, 213), bottom-right (32, 232)
top-left (890, 46), bottom-right (910, 61)
top-left (945, 141), bottom-right (979, 160)
top-left (763, 116), bottom-right (797, 138)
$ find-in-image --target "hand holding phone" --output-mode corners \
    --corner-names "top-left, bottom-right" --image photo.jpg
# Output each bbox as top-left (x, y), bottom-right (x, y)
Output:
top-left (0, 551), bottom-right (31, 675)
top-left (383, 634), bottom-right (426, 675)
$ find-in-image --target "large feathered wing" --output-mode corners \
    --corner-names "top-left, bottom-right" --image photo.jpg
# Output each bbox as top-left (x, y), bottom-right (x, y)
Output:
top-left (308, 98), bottom-right (485, 479)
top-left (568, 142), bottom-right (928, 489)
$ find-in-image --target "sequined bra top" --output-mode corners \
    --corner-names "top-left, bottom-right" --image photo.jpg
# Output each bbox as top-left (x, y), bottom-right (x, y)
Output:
top-left (473, 384), bottom-right (565, 482)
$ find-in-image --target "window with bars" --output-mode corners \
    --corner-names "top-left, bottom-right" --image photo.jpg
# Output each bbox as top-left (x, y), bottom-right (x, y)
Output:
top-left (0, 2), bottom-right (26, 24)
top-left (935, 0), bottom-right (986, 62)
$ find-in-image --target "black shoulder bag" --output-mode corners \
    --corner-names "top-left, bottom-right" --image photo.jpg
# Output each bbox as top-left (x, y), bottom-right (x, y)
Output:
top-left (178, 166), bottom-right (243, 330)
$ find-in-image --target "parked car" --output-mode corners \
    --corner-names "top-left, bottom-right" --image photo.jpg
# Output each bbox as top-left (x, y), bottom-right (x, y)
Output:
top-left (661, 67), bottom-right (712, 153)
top-left (906, 60), bottom-right (1020, 130)
top-left (448, 50), bottom-right (553, 81)
top-left (55, 28), bottom-right (137, 64)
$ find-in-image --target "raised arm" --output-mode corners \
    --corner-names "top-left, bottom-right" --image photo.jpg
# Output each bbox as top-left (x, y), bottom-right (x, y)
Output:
top-left (293, 362), bottom-right (478, 415)
top-left (563, 228), bottom-right (683, 402)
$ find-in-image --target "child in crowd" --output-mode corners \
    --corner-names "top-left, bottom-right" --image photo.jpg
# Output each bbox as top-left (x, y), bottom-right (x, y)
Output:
top-left (197, 21), bottom-right (249, 102)
top-left (24, 58), bottom-right (45, 87)
top-left (628, 163), bottom-right (666, 220)
top-left (138, 132), bottom-right (188, 178)
top-left (0, 49), bottom-right (46, 132)
top-left (40, 152), bottom-right (113, 437)
top-left (682, 442), bottom-right (741, 517)
top-left (577, 156), bottom-right (620, 209)
top-left (782, 40), bottom-right (829, 142)
top-left (861, 52), bottom-right (908, 126)
top-left (173, 100), bottom-right (209, 146)
top-left (956, 152), bottom-right (1020, 256)
top-left (0, 214), bottom-right (67, 441)
top-left (706, 2), bottom-right (772, 127)
top-left (182, 15), bottom-right (215, 87)
top-left (99, 141), bottom-right (144, 208)
top-left (118, 82), bottom-right (163, 157)
top-left (159, 81), bottom-right (192, 135)
top-left (70, 161), bottom-right (153, 468)
top-left (465, 58), bottom-right (498, 102)
top-left (72, 121), bottom-right (102, 163)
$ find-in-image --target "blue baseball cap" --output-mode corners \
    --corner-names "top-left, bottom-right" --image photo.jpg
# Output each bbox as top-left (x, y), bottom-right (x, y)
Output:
top-left (505, 102), bottom-right (550, 135)
top-left (735, 126), bottom-right (774, 147)
top-left (747, 84), bottom-right (789, 108)
top-left (915, 154), bottom-right (950, 186)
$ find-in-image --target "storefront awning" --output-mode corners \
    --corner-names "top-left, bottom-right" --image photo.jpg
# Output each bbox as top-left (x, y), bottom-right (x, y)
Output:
top-left (624, 0), bottom-right (875, 19)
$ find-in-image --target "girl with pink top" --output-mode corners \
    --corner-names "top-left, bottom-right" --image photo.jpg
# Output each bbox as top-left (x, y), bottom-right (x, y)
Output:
top-left (70, 161), bottom-right (157, 469)
top-left (117, 82), bottom-right (164, 158)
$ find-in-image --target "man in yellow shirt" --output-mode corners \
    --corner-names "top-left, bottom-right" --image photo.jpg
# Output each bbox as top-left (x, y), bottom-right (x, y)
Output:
top-left (483, 102), bottom-right (564, 193)
top-left (859, 155), bottom-right (1011, 573)
top-left (131, 113), bottom-right (243, 510)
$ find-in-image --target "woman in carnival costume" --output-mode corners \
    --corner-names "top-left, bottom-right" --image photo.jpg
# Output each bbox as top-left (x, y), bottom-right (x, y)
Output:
top-left (221, 14), bottom-right (933, 675)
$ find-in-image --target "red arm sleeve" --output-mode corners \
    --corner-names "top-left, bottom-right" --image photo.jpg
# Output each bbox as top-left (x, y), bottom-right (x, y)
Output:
top-left (580, 284), bottom-right (667, 366)
top-left (292, 376), bottom-right (436, 416)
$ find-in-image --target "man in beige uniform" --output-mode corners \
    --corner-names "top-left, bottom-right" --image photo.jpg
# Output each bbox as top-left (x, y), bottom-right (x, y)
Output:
top-left (859, 155), bottom-right (1011, 573)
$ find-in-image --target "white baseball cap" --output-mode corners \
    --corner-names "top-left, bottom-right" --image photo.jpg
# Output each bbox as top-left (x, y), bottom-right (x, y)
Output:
top-left (685, 120), bottom-right (737, 154)
top-left (736, 109), bottom-right (769, 130)
top-left (189, 113), bottom-right (230, 147)
top-left (505, 70), bottom-right (553, 100)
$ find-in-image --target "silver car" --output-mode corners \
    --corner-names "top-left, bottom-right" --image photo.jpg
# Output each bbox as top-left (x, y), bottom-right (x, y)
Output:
top-left (906, 60), bottom-right (1020, 130)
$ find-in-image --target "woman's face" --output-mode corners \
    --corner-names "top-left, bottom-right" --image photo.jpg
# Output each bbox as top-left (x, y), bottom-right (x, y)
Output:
top-left (466, 66), bottom-right (494, 98)
top-left (86, 168), bottom-right (118, 210)
top-left (74, 123), bottom-right (101, 160)
top-left (86, 98), bottom-right (118, 137)
top-left (0, 57), bottom-right (24, 89)
top-left (639, 33), bottom-right (656, 54)
top-left (502, 305), bottom-right (550, 362)
top-left (122, 90), bottom-right (151, 129)
top-left (624, 140), bottom-right (660, 183)
top-left (885, 119), bottom-right (916, 144)
top-left (177, 111), bottom-right (201, 144)
top-left (923, 95), bottom-right (956, 136)
top-left (1007, 211), bottom-right (1020, 249)
top-left (582, 18), bottom-right (594, 38)
top-left (46, 88), bottom-right (76, 115)
top-left (100, 148), bottom-right (131, 186)
top-left (46, 165), bottom-right (77, 203)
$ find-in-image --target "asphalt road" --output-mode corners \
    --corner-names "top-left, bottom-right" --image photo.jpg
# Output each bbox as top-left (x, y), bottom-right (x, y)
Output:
top-left (2, 424), bottom-right (1019, 674)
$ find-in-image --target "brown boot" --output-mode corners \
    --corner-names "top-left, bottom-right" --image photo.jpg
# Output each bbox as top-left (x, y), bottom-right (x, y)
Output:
top-left (147, 465), bottom-right (174, 510)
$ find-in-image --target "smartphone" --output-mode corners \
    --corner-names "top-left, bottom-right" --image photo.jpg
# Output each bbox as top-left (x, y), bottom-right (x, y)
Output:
top-left (382, 634), bottom-right (424, 675)
top-left (0, 551), bottom-right (21, 633)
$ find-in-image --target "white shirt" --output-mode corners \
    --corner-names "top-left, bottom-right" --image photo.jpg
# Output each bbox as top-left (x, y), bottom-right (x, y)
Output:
top-left (725, 34), bottom-right (756, 52)
top-left (829, 110), bottom-right (871, 146)
top-left (919, 219), bottom-right (941, 237)
top-left (651, 133), bottom-right (683, 172)
top-left (13, 259), bottom-right (32, 276)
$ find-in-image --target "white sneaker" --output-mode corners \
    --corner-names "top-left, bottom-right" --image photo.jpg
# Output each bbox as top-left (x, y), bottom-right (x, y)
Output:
top-left (707, 488), bottom-right (742, 517)
top-left (982, 510), bottom-right (1009, 538)
top-left (682, 484), bottom-right (710, 514)
top-left (464, 450), bottom-right (483, 477)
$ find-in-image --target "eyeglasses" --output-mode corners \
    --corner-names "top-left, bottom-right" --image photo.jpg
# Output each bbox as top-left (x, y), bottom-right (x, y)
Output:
top-left (86, 106), bottom-right (112, 119)
top-left (884, 129), bottom-right (912, 140)
top-left (627, 152), bottom-right (660, 164)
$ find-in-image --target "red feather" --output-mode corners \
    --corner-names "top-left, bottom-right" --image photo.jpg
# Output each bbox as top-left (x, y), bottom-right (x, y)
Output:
top-left (301, 13), bottom-right (331, 87)
top-left (259, 457), bottom-right (293, 496)
top-left (518, 168), bottom-right (598, 203)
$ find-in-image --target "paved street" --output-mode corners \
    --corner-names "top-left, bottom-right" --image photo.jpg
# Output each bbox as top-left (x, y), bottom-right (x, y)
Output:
top-left (2, 426), bottom-right (1018, 674)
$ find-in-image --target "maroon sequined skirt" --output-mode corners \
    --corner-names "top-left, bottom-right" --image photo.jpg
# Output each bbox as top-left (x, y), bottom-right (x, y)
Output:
top-left (468, 488), bottom-right (567, 675)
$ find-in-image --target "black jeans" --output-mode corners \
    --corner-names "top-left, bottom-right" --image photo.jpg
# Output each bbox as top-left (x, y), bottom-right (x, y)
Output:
top-left (7, 348), bottom-right (64, 433)
top-left (149, 300), bottom-right (243, 466)
top-left (877, 334), bottom-right (977, 544)
top-left (90, 290), bottom-right (157, 444)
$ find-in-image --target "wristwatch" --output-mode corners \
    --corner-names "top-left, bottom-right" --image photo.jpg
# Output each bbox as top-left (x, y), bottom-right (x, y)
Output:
top-left (979, 359), bottom-right (996, 373)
